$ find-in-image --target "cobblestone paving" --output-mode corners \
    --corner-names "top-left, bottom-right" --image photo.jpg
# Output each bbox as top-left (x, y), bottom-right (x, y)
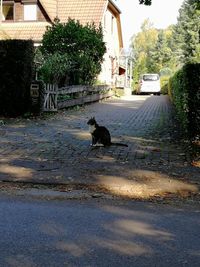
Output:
top-left (0, 95), bottom-right (199, 198)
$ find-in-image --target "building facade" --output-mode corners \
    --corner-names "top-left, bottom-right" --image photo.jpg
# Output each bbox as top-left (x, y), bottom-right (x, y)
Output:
top-left (0, 0), bottom-right (131, 87)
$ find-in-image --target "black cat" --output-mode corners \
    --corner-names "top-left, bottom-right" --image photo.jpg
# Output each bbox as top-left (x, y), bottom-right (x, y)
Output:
top-left (87, 117), bottom-right (128, 147)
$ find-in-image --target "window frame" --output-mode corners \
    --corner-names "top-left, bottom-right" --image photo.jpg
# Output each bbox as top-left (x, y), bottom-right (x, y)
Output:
top-left (23, 3), bottom-right (37, 21)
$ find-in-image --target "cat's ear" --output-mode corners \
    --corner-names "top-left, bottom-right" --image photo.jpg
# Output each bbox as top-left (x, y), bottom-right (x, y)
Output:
top-left (93, 116), bottom-right (95, 120)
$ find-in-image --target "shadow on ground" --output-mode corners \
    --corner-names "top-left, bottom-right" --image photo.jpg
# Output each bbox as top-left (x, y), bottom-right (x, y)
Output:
top-left (0, 95), bottom-right (199, 200)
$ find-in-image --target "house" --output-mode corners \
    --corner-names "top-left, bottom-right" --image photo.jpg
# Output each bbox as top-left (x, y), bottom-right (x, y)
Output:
top-left (0, 0), bottom-right (130, 87)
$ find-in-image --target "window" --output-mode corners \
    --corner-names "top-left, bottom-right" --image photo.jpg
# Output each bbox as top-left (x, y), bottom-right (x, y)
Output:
top-left (24, 4), bottom-right (37, 21)
top-left (111, 16), bottom-right (114, 34)
top-left (143, 74), bottom-right (159, 81)
top-left (2, 4), bottom-right (14, 21)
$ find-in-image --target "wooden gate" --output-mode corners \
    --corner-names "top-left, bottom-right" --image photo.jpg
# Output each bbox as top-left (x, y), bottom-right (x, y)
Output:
top-left (43, 84), bottom-right (58, 111)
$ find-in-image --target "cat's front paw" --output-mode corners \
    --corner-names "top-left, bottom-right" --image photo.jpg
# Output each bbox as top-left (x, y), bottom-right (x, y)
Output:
top-left (90, 143), bottom-right (97, 147)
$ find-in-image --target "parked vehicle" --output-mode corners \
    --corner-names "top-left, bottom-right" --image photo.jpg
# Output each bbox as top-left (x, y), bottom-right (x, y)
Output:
top-left (137, 74), bottom-right (161, 95)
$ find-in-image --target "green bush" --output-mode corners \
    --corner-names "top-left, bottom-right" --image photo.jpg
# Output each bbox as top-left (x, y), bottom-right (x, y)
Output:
top-left (160, 75), bottom-right (170, 95)
top-left (169, 63), bottom-right (200, 138)
top-left (0, 40), bottom-right (34, 116)
top-left (40, 18), bottom-right (106, 86)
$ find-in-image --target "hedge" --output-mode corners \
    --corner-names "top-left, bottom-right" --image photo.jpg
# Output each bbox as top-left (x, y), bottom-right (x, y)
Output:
top-left (0, 40), bottom-right (34, 116)
top-left (168, 63), bottom-right (200, 139)
top-left (160, 75), bottom-right (170, 95)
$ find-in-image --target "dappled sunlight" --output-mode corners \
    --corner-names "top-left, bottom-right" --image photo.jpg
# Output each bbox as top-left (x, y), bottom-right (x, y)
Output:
top-left (91, 96), bottom-right (150, 115)
top-left (0, 94), bottom-right (199, 201)
top-left (0, 155), bottom-right (19, 163)
top-left (190, 250), bottom-right (200, 256)
top-left (71, 130), bottom-right (90, 140)
top-left (107, 96), bottom-right (147, 109)
top-left (126, 135), bottom-right (160, 144)
top-left (7, 124), bottom-right (27, 129)
top-left (102, 206), bottom-right (144, 217)
top-left (96, 168), bottom-right (198, 198)
top-left (0, 163), bottom-right (33, 179)
top-left (5, 255), bottom-right (36, 267)
top-left (104, 219), bottom-right (173, 240)
top-left (121, 95), bottom-right (150, 101)
top-left (94, 238), bottom-right (149, 256)
top-left (56, 242), bottom-right (87, 257)
top-left (40, 223), bottom-right (66, 237)
top-left (108, 102), bottom-right (140, 109)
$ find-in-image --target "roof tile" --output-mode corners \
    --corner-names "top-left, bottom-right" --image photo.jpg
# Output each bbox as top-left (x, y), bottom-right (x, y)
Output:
top-left (58, 0), bottom-right (107, 26)
top-left (0, 22), bottom-right (51, 41)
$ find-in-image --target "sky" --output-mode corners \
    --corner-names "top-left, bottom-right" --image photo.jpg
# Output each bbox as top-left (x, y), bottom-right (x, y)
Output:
top-left (116, 0), bottom-right (185, 49)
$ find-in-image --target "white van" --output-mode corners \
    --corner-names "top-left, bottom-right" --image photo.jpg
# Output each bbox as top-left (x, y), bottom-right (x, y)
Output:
top-left (137, 74), bottom-right (161, 95)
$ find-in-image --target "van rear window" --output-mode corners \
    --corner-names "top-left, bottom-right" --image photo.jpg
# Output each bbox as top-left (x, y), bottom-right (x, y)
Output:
top-left (143, 74), bottom-right (159, 81)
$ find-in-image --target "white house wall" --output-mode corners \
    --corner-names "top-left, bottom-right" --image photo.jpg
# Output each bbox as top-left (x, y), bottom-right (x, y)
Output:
top-left (98, 7), bottom-right (120, 85)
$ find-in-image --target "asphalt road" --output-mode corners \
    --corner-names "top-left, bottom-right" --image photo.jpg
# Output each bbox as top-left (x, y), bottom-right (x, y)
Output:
top-left (0, 195), bottom-right (200, 267)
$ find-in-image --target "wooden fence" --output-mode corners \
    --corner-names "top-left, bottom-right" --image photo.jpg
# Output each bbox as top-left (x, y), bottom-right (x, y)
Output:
top-left (42, 84), bottom-right (113, 112)
top-left (43, 84), bottom-right (58, 111)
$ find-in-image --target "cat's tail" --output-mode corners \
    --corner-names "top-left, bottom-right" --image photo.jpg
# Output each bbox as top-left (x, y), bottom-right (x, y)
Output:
top-left (111, 142), bottom-right (128, 147)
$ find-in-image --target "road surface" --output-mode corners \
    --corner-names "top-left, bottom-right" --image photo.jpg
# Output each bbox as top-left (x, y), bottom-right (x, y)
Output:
top-left (0, 195), bottom-right (200, 267)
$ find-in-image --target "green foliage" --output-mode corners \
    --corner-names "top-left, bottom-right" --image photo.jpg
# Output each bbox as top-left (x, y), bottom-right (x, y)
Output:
top-left (173, 0), bottom-right (200, 65)
top-left (139, 0), bottom-right (152, 5)
top-left (149, 30), bottom-right (174, 73)
top-left (160, 68), bottom-right (173, 95)
top-left (131, 19), bottom-right (158, 89)
top-left (39, 18), bottom-right (106, 86)
top-left (39, 52), bottom-right (74, 85)
top-left (132, 0), bottom-right (199, 92)
top-left (131, 20), bottom-right (175, 91)
top-left (169, 70), bottom-right (188, 133)
top-left (160, 76), bottom-right (170, 95)
top-left (0, 40), bottom-right (34, 116)
top-left (169, 63), bottom-right (200, 138)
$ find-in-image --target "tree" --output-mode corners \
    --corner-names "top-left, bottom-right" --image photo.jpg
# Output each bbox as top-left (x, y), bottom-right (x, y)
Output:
top-left (131, 19), bottom-right (158, 87)
top-left (173, 0), bottom-right (200, 64)
top-left (131, 19), bottom-right (176, 91)
top-left (39, 18), bottom-right (106, 85)
top-left (139, 0), bottom-right (152, 5)
top-left (149, 29), bottom-right (174, 73)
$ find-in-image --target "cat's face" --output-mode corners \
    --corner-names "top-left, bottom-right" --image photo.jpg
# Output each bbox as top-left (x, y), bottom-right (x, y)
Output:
top-left (87, 117), bottom-right (97, 133)
top-left (87, 117), bottom-right (96, 126)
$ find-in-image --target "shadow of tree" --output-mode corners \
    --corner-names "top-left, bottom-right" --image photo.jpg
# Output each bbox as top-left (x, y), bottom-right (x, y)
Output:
top-left (2, 198), bottom-right (200, 266)
top-left (0, 95), bottom-right (199, 199)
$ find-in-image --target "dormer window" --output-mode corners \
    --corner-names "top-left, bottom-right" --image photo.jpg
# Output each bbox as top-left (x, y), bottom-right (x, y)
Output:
top-left (24, 4), bottom-right (37, 21)
top-left (2, 3), bottom-right (14, 21)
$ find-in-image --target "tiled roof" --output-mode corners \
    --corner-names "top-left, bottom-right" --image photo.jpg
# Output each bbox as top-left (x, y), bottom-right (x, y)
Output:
top-left (0, 27), bottom-right (10, 39)
top-left (0, 0), bottom-right (122, 43)
top-left (57, 0), bottom-right (108, 26)
top-left (0, 22), bottom-right (51, 42)
top-left (40, 0), bottom-right (57, 21)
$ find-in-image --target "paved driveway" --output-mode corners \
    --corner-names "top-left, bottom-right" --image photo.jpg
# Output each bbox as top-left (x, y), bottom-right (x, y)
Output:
top-left (0, 95), bottom-right (199, 199)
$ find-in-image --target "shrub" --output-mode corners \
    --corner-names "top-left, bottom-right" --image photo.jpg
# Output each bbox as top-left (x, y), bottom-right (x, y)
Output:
top-left (40, 18), bottom-right (106, 86)
top-left (39, 52), bottom-right (73, 85)
top-left (160, 75), bottom-right (170, 95)
top-left (169, 63), bottom-right (200, 138)
top-left (0, 40), bottom-right (34, 116)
